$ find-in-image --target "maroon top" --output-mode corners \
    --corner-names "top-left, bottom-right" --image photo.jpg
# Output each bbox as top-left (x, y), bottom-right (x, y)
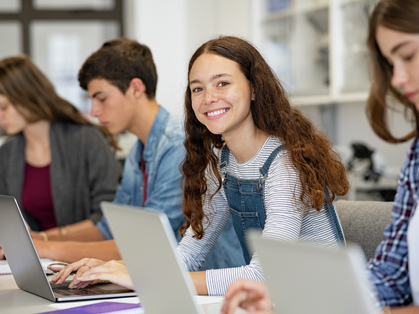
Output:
top-left (22, 163), bottom-right (57, 230)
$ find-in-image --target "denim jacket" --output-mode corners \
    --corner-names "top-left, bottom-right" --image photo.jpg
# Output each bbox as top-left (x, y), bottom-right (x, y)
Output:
top-left (97, 106), bottom-right (245, 270)
top-left (97, 106), bottom-right (185, 241)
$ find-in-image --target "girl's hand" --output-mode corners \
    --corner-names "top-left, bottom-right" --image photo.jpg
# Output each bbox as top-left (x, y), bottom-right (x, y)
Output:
top-left (222, 279), bottom-right (274, 314)
top-left (50, 258), bottom-right (106, 287)
top-left (72, 260), bottom-right (133, 290)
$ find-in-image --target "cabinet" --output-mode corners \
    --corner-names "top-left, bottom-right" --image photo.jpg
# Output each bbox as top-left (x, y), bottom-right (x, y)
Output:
top-left (262, 0), bottom-right (376, 106)
top-left (260, 0), bottom-right (404, 202)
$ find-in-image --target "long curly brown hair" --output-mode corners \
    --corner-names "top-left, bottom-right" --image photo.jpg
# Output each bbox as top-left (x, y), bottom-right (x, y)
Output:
top-left (180, 36), bottom-right (349, 239)
top-left (366, 0), bottom-right (419, 143)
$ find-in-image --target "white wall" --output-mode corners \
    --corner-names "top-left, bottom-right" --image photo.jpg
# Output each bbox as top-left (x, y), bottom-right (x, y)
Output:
top-left (132, 0), bottom-right (253, 119)
top-left (133, 0), bottom-right (188, 119)
top-left (336, 102), bottom-right (413, 175)
top-left (300, 101), bottom-right (413, 179)
top-left (187, 0), bottom-right (253, 52)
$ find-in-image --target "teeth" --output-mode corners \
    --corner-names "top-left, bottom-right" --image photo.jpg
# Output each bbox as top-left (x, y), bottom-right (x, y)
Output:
top-left (207, 109), bottom-right (227, 117)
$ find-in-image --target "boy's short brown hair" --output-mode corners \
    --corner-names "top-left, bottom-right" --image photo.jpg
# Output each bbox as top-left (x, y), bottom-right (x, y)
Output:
top-left (78, 37), bottom-right (157, 99)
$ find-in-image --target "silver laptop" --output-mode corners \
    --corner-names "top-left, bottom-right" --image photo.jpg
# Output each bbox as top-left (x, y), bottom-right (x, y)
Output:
top-left (101, 201), bottom-right (205, 314)
top-left (249, 231), bottom-right (380, 314)
top-left (0, 195), bottom-right (136, 302)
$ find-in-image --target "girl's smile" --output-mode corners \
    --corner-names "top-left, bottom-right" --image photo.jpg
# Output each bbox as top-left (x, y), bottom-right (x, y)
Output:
top-left (205, 108), bottom-right (230, 119)
top-left (189, 53), bottom-right (254, 139)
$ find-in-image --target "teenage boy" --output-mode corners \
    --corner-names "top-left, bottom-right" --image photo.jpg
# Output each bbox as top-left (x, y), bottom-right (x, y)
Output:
top-left (24, 38), bottom-right (245, 270)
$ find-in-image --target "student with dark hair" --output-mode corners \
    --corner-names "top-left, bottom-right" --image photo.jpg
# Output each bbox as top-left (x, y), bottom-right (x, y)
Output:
top-left (0, 55), bottom-right (121, 249)
top-left (366, 0), bottom-right (419, 311)
top-left (51, 35), bottom-right (349, 296)
top-left (29, 37), bottom-right (245, 270)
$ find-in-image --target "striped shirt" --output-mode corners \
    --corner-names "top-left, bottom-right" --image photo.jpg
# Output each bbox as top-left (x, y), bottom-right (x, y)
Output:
top-left (177, 136), bottom-right (342, 295)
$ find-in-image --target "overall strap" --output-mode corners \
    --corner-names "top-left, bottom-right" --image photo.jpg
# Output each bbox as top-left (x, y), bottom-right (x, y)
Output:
top-left (324, 187), bottom-right (346, 245)
top-left (257, 145), bottom-right (285, 189)
top-left (259, 145), bottom-right (285, 177)
top-left (220, 144), bottom-right (230, 170)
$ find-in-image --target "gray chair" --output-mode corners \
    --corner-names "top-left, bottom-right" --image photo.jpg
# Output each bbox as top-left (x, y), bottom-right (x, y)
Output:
top-left (334, 200), bottom-right (393, 261)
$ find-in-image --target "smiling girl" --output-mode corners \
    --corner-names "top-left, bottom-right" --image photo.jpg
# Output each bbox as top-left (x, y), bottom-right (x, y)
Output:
top-left (51, 36), bottom-right (350, 297)
top-left (178, 36), bottom-right (350, 295)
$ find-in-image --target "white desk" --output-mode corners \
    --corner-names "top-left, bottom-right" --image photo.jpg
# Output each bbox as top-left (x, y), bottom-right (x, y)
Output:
top-left (0, 274), bottom-right (245, 313)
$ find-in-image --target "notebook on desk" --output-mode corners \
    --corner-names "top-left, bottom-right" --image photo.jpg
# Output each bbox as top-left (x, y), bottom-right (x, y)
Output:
top-left (0, 195), bottom-right (136, 302)
top-left (248, 231), bottom-right (380, 314)
top-left (101, 201), bottom-right (206, 314)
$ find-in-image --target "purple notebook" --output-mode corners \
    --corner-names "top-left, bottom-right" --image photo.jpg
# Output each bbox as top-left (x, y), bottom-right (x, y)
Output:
top-left (37, 301), bottom-right (143, 314)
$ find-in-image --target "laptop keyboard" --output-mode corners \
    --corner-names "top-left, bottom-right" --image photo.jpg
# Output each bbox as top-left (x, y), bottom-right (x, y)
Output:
top-left (50, 282), bottom-right (126, 296)
top-left (52, 286), bottom-right (110, 296)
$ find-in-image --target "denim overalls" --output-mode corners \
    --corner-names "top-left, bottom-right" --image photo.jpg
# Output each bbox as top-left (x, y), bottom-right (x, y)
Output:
top-left (220, 144), bottom-right (345, 264)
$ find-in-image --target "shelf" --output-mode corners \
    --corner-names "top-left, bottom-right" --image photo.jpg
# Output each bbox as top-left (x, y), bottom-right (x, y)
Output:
top-left (291, 91), bottom-right (369, 106)
top-left (294, 1), bottom-right (329, 14)
top-left (264, 8), bottom-right (294, 22)
top-left (264, 2), bottom-right (329, 22)
top-left (262, 0), bottom-right (375, 105)
top-left (341, 0), bottom-right (370, 6)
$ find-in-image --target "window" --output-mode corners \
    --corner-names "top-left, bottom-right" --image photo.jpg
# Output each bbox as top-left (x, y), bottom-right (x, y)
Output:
top-left (0, 0), bottom-right (123, 113)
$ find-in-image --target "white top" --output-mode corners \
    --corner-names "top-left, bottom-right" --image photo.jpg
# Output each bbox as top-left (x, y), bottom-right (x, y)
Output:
top-left (408, 203), bottom-right (419, 305)
top-left (177, 136), bottom-right (342, 295)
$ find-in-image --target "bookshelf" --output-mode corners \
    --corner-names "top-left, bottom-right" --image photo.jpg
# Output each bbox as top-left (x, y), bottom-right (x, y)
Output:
top-left (262, 0), bottom-right (376, 106)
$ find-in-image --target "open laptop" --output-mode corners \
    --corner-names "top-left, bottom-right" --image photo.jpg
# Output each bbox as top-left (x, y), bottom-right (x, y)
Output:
top-left (248, 231), bottom-right (380, 314)
top-left (101, 201), bottom-right (206, 314)
top-left (0, 195), bottom-right (136, 302)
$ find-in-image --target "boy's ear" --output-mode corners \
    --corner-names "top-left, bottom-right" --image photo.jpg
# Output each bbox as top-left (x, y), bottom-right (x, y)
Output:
top-left (129, 78), bottom-right (146, 98)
